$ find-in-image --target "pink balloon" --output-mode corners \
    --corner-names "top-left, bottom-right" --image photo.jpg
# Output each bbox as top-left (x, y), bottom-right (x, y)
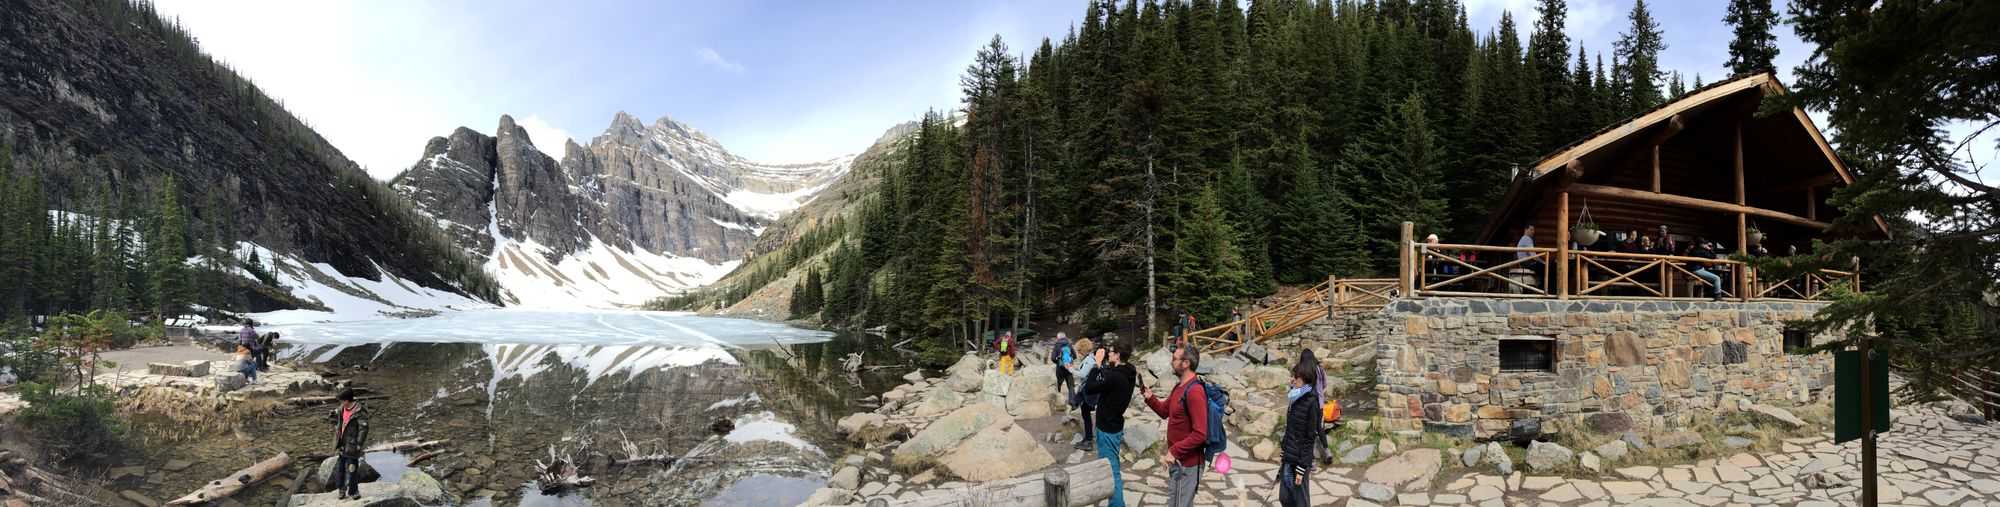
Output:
top-left (1212, 452), bottom-right (1232, 474)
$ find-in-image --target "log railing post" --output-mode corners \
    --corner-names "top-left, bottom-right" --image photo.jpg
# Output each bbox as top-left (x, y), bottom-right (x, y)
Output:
top-left (1399, 221), bottom-right (1415, 298)
top-left (1044, 467), bottom-right (1071, 507)
top-left (1557, 191), bottom-right (1571, 299)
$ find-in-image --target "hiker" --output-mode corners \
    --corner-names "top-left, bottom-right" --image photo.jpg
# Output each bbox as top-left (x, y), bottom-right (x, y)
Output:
top-left (238, 320), bottom-right (258, 356)
top-left (997, 331), bottom-right (1016, 375)
top-left (1143, 345), bottom-right (1210, 507)
top-left (235, 345), bottom-right (258, 384)
top-left (329, 389), bottom-right (371, 499)
top-left (1279, 360), bottom-right (1320, 507)
top-left (1299, 348), bottom-right (1331, 465)
top-left (1689, 238), bottom-right (1731, 301)
top-left (258, 332), bottom-right (279, 371)
top-left (1072, 343), bottom-right (1103, 451)
top-left (1052, 332), bottom-right (1076, 401)
top-left (1082, 341), bottom-right (1137, 507)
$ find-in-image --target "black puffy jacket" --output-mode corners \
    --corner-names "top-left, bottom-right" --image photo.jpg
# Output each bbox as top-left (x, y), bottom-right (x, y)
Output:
top-left (1280, 390), bottom-right (1317, 467)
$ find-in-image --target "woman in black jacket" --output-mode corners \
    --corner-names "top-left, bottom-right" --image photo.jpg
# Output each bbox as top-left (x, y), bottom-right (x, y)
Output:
top-left (1083, 342), bottom-right (1137, 507)
top-left (1279, 360), bottom-right (1319, 506)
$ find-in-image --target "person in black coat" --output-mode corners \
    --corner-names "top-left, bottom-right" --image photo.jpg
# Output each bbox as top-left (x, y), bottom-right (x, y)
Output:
top-left (1083, 342), bottom-right (1138, 507)
top-left (1278, 360), bottom-right (1319, 507)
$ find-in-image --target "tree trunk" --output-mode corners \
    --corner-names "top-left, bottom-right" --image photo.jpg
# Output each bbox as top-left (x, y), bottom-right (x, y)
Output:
top-left (163, 452), bottom-right (290, 506)
top-left (1145, 155), bottom-right (1157, 347)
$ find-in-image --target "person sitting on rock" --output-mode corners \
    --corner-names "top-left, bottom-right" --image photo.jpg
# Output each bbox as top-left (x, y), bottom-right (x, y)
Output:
top-left (328, 389), bottom-right (371, 499)
top-left (1279, 360), bottom-right (1320, 507)
top-left (235, 346), bottom-right (258, 384)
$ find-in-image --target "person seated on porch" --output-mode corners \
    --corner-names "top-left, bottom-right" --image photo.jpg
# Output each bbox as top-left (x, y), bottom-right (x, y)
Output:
top-left (1639, 234), bottom-right (1657, 255)
top-left (1617, 230), bottom-right (1642, 253)
top-left (1689, 238), bottom-right (1732, 301)
top-left (1510, 226), bottom-right (1541, 291)
top-left (1657, 225), bottom-right (1681, 255)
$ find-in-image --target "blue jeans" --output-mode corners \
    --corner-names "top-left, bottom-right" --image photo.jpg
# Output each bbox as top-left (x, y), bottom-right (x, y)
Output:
top-left (1694, 268), bottom-right (1724, 297)
top-left (1097, 430), bottom-right (1125, 507)
top-left (331, 454), bottom-right (361, 496)
top-left (239, 360), bottom-right (258, 383)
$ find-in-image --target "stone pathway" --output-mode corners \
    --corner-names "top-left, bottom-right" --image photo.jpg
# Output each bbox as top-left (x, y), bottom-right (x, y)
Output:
top-left (1086, 403), bottom-right (1998, 506)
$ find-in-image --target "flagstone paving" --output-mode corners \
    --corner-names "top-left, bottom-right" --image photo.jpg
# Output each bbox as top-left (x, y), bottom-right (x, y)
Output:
top-left (1083, 403), bottom-right (1998, 506)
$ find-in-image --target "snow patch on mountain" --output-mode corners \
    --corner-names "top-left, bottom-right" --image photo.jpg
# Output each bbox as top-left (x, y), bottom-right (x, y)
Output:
top-left (486, 234), bottom-right (739, 309)
top-left (227, 242), bottom-right (492, 325)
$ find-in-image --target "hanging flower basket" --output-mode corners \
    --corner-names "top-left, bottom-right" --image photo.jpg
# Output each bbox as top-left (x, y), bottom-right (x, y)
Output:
top-left (1571, 200), bottom-right (1601, 245)
top-left (1746, 227), bottom-right (1764, 248)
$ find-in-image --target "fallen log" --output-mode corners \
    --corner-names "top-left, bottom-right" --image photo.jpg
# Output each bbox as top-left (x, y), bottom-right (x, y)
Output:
top-left (407, 450), bottom-right (446, 466)
top-left (868, 458), bottom-right (1113, 507)
top-left (364, 439), bottom-right (448, 453)
top-left (286, 393), bottom-right (387, 407)
top-left (162, 452), bottom-right (291, 506)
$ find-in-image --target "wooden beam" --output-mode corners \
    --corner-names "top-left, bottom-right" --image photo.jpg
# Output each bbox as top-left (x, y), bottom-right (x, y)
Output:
top-left (1567, 184), bottom-right (1831, 230)
top-left (1533, 75), bottom-right (1770, 176)
top-left (1557, 191), bottom-right (1571, 300)
top-left (1399, 221), bottom-right (1415, 298)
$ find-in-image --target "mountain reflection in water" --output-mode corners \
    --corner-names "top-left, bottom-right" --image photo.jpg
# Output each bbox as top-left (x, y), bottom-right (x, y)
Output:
top-left (272, 311), bottom-right (902, 506)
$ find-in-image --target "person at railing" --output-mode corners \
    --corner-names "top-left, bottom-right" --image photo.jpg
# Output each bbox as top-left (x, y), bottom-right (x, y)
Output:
top-left (1657, 225), bottom-right (1681, 255)
top-left (1689, 238), bottom-right (1732, 301)
top-left (1639, 233), bottom-right (1657, 254)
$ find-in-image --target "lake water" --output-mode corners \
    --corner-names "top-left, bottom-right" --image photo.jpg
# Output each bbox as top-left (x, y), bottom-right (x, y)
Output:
top-left (233, 309), bottom-right (902, 506)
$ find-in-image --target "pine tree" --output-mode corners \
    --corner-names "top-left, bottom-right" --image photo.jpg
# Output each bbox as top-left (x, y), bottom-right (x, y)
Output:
top-left (1569, 44), bottom-right (1599, 141)
top-left (1527, 0), bottom-right (1572, 153)
top-left (1667, 71), bottom-right (1687, 98)
top-left (148, 178), bottom-right (189, 320)
top-left (1722, 0), bottom-right (1779, 75)
top-left (1163, 183), bottom-right (1247, 324)
top-left (1614, 0), bottom-right (1667, 113)
top-left (803, 267), bottom-right (825, 315)
top-left (1354, 94), bottom-right (1449, 263)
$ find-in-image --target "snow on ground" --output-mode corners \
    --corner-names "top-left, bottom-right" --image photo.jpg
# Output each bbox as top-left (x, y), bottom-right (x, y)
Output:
top-left (486, 235), bottom-right (739, 308)
top-left (231, 241), bottom-right (493, 326)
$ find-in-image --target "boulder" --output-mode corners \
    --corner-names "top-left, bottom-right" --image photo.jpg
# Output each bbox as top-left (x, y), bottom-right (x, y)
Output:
top-left (1580, 451), bottom-right (1601, 473)
top-left (1652, 431), bottom-right (1703, 449)
top-left (1245, 365), bottom-right (1291, 390)
top-left (1340, 444), bottom-right (1377, 465)
top-left (1004, 367), bottom-right (1057, 418)
top-left (147, 360), bottom-right (210, 377)
top-left (913, 387), bottom-right (965, 418)
top-left (1122, 423), bottom-right (1163, 453)
top-left (1377, 438), bottom-right (1398, 456)
top-left (937, 422), bottom-right (1056, 481)
top-left (1242, 408), bottom-right (1281, 438)
top-left (1460, 445), bottom-right (1484, 467)
top-left (903, 370), bottom-right (926, 383)
top-left (800, 487), bottom-right (853, 507)
top-left (1482, 442), bottom-right (1513, 474)
top-left (1524, 441), bottom-right (1574, 472)
top-left (1251, 440), bottom-right (1279, 461)
top-left (1723, 436), bottom-right (1754, 449)
top-left (979, 368), bottom-right (1013, 407)
top-left (1744, 403), bottom-right (1807, 428)
top-left (397, 469), bottom-right (445, 503)
top-left (838, 413), bottom-right (887, 436)
top-left (1358, 482), bottom-right (1395, 502)
top-left (892, 403), bottom-right (1011, 468)
top-left (313, 456), bottom-right (381, 492)
top-left (1619, 432), bottom-right (1649, 450)
top-left (289, 470), bottom-right (442, 507)
top-left (946, 354), bottom-right (985, 393)
top-left (1592, 440), bottom-right (1630, 462)
top-left (830, 466), bottom-right (861, 490)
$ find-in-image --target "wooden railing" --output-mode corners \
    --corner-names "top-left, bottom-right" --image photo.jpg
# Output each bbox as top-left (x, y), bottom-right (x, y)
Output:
top-left (1190, 277), bottom-right (1397, 354)
top-left (1396, 221), bottom-right (1859, 303)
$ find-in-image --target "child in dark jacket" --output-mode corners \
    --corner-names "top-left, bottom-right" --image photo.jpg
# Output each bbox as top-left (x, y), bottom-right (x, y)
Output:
top-left (1279, 360), bottom-right (1319, 506)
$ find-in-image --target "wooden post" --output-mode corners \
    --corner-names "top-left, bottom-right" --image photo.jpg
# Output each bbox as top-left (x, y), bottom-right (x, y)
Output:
top-left (1557, 191), bottom-right (1571, 299)
top-left (1399, 222), bottom-right (1415, 298)
top-left (1651, 145), bottom-right (1662, 192)
top-left (1045, 468), bottom-right (1071, 507)
top-left (1806, 186), bottom-right (1818, 221)
top-left (1736, 122), bottom-right (1749, 301)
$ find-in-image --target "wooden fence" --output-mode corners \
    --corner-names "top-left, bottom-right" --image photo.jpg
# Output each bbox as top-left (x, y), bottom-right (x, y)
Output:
top-left (1190, 277), bottom-right (1396, 354)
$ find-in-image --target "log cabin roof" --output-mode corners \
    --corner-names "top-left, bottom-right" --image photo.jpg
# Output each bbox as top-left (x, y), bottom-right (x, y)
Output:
top-left (1475, 72), bottom-right (1891, 247)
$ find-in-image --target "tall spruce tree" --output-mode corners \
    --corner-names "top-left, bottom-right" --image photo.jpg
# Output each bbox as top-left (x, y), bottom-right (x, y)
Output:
top-left (1163, 183), bottom-right (1247, 324)
top-left (1785, 0), bottom-right (2000, 415)
top-left (1614, 0), bottom-right (1668, 114)
top-left (1722, 0), bottom-right (1779, 75)
top-left (148, 179), bottom-right (189, 320)
top-left (1527, 0), bottom-right (1572, 153)
top-left (1354, 94), bottom-right (1449, 264)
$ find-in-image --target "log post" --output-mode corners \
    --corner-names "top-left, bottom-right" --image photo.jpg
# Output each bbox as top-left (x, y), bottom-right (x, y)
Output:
top-left (1736, 122), bottom-right (1749, 302)
top-left (1399, 222), bottom-right (1415, 298)
top-left (1557, 191), bottom-right (1571, 299)
top-left (1651, 145), bottom-right (1662, 193)
top-left (1806, 186), bottom-right (1818, 221)
top-left (869, 499), bottom-right (890, 507)
top-left (1044, 468), bottom-right (1071, 507)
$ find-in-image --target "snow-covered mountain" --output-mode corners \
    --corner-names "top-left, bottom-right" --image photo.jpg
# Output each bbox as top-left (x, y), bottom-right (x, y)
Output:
top-left (392, 113), bottom-right (853, 308)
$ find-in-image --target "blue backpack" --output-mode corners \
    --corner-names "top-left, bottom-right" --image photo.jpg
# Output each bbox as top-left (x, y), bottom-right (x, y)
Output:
top-left (1178, 377), bottom-right (1231, 463)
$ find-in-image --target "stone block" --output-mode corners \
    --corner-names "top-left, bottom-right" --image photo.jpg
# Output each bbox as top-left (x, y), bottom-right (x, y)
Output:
top-left (1606, 332), bottom-right (1646, 366)
top-left (147, 360), bottom-right (210, 377)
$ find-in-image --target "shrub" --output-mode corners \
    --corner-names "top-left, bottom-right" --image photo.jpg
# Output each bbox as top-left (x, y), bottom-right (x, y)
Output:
top-left (15, 382), bottom-right (126, 466)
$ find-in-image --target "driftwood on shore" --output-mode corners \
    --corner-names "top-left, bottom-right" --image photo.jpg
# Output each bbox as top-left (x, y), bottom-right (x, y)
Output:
top-left (364, 439), bottom-right (448, 453)
top-left (162, 452), bottom-right (291, 506)
top-left (869, 458), bottom-right (1114, 507)
top-left (285, 393), bottom-right (388, 407)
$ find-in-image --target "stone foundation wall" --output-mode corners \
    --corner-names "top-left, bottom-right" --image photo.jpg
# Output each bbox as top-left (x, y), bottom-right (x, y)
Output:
top-left (1359, 298), bottom-right (1837, 437)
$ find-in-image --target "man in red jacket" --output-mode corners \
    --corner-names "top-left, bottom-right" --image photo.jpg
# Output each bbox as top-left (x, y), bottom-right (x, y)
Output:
top-left (1143, 345), bottom-right (1208, 507)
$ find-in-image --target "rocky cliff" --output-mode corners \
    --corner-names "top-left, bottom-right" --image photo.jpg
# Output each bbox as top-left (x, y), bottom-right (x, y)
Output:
top-left (393, 113), bottom-right (858, 307)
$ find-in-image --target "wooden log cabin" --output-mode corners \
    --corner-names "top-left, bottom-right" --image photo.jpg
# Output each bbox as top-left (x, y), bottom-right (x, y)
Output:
top-left (1415, 72), bottom-right (1886, 301)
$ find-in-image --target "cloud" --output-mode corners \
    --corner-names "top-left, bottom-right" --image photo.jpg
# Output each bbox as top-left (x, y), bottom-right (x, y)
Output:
top-left (696, 47), bottom-right (745, 73)
top-left (513, 115), bottom-right (575, 159)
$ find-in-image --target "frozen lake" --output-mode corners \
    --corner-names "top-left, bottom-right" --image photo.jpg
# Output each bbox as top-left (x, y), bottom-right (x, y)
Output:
top-left (269, 308), bottom-right (832, 347)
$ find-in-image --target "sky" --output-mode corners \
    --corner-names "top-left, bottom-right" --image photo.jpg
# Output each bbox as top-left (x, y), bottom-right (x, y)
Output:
top-left (151, 0), bottom-right (1982, 181)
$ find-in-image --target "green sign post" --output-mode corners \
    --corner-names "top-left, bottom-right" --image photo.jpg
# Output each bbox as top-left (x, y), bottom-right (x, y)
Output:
top-left (1835, 343), bottom-right (1891, 506)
